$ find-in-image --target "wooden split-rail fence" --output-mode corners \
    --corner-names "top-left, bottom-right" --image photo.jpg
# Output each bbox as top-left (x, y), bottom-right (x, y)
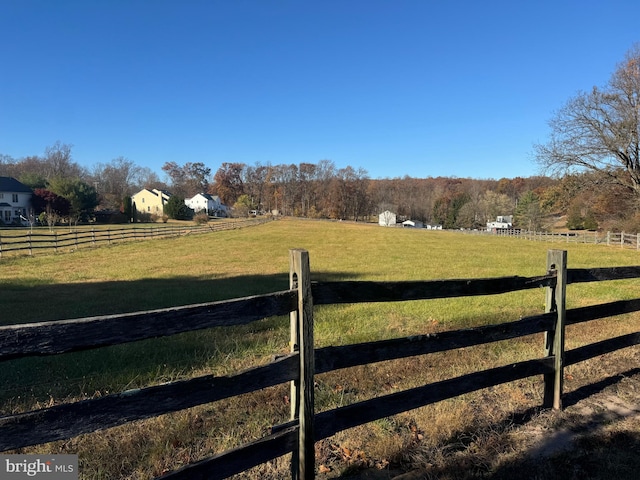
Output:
top-left (0, 218), bottom-right (271, 258)
top-left (1, 249), bottom-right (640, 479)
top-left (486, 228), bottom-right (640, 249)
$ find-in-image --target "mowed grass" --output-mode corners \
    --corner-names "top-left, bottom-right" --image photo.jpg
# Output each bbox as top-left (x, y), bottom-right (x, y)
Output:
top-left (1, 218), bottom-right (640, 479)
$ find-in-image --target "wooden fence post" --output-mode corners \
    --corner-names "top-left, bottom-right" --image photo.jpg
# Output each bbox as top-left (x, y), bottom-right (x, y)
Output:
top-left (543, 249), bottom-right (567, 410)
top-left (289, 249), bottom-right (315, 480)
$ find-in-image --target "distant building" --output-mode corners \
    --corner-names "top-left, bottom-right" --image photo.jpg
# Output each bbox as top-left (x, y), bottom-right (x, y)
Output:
top-left (402, 220), bottom-right (424, 228)
top-left (379, 210), bottom-right (397, 226)
top-left (426, 223), bottom-right (443, 230)
top-left (131, 188), bottom-right (172, 218)
top-left (487, 215), bottom-right (513, 232)
top-left (0, 176), bottom-right (32, 225)
top-left (185, 193), bottom-right (227, 217)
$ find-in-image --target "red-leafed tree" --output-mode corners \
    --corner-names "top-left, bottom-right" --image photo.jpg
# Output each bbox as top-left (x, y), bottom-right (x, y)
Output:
top-left (32, 188), bottom-right (71, 230)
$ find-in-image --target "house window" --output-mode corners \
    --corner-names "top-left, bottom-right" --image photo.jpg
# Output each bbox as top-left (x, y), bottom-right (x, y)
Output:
top-left (0, 193), bottom-right (4, 199)
top-left (142, 198), bottom-right (145, 203)
top-left (3, 211), bottom-right (10, 222)
top-left (147, 206), bottom-right (150, 212)
top-left (12, 194), bottom-right (19, 203)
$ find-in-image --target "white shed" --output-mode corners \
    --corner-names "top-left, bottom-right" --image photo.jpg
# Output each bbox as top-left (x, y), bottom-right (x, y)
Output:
top-left (379, 210), bottom-right (397, 226)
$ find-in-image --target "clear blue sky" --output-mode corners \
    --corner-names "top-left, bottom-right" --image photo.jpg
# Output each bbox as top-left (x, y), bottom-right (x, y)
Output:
top-left (1, 0), bottom-right (639, 180)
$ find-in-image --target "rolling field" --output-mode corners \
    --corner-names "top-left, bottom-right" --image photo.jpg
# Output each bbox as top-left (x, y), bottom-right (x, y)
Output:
top-left (1, 218), bottom-right (640, 479)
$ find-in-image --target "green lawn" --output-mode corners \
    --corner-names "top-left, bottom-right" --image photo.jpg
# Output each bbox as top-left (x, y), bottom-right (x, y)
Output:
top-left (2, 218), bottom-right (640, 478)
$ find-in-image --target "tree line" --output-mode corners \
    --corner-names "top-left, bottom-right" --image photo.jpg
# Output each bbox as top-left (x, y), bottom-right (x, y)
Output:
top-left (1, 143), bottom-right (639, 232)
top-left (0, 144), bottom-right (554, 228)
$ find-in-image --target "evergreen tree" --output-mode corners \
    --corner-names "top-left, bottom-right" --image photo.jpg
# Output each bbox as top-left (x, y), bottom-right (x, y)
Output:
top-left (164, 195), bottom-right (193, 220)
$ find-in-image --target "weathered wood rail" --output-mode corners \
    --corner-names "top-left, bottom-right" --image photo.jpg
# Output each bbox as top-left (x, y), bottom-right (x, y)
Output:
top-left (0, 218), bottom-right (271, 258)
top-left (481, 228), bottom-right (640, 249)
top-left (1, 249), bottom-right (640, 479)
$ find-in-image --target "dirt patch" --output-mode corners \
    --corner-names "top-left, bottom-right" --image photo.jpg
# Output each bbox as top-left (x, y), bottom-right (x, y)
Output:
top-left (318, 353), bottom-right (640, 480)
top-left (522, 391), bottom-right (640, 459)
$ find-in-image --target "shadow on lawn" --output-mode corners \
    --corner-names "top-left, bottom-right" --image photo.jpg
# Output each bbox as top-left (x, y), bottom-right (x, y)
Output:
top-left (0, 270), bottom-right (360, 410)
top-left (346, 368), bottom-right (640, 480)
top-left (1, 270), bottom-right (360, 325)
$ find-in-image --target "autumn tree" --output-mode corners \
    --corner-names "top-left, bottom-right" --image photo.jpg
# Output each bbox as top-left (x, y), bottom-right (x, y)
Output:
top-left (243, 163), bottom-right (270, 213)
top-left (162, 161), bottom-right (211, 197)
top-left (1, 143), bottom-right (86, 187)
top-left (233, 194), bottom-right (252, 217)
top-left (211, 163), bottom-right (245, 205)
top-left (479, 190), bottom-right (514, 222)
top-left (432, 192), bottom-right (470, 229)
top-left (92, 157), bottom-right (142, 210)
top-left (535, 44), bottom-right (640, 203)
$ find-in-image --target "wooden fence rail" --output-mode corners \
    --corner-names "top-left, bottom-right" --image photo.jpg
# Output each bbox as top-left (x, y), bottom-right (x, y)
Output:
top-left (1, 250), bottom-right (640, 480)
top-left (484, 228), bottom-right (640, 250)
top-left (0, 218), bottom-right (271, 258)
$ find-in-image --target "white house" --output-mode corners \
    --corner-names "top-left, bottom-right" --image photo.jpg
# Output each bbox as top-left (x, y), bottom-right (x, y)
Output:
top-left (379, 210), bottom-right (397, 226)
top-left (487, 215), bottom-right (513, 231)
top-left (0, 176), bottom-right (32, 225)
top-left (185, 193), bottom-right (227, 217)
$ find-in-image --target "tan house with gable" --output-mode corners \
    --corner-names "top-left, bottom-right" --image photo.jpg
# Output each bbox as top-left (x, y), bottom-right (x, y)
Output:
top-left (131, 188), bottom-right (171, 218)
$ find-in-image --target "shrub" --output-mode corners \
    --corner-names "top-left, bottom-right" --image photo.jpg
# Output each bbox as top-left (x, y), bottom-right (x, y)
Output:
top-left (194, 213), bottom-right (209, 225)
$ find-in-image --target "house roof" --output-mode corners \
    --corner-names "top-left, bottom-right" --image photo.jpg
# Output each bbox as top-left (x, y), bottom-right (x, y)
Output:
top-left (133, 188), bottom-right (172, 198)
top-left (189, 193), bottom-right (224, 203)
top-left (190, 193), bottom-right (213, 200)
top-left (0, 176), bottom-right (32, 193)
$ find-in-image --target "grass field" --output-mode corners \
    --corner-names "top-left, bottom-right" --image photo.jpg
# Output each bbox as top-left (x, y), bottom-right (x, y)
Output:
top-left (1, 218), bottom-right (640, 479)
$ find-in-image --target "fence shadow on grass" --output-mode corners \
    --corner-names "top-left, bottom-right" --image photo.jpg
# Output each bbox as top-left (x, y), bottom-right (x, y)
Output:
top-left (0, 270), bottom-right (361, 413)
top-left (357, 367), bottom-right (640, 480)
top-left (1, 270), bottom-right (363, 325)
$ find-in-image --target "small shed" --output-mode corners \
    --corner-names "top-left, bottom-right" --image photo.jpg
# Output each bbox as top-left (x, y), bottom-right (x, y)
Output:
top-left (379, 210), bottom-right (397, 226)
top-left (402, 220), bottom-right (424, 228)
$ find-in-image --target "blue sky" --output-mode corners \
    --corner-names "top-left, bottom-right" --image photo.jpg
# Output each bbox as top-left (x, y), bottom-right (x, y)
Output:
top-left (1, 0), bottom-right (639, 180)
